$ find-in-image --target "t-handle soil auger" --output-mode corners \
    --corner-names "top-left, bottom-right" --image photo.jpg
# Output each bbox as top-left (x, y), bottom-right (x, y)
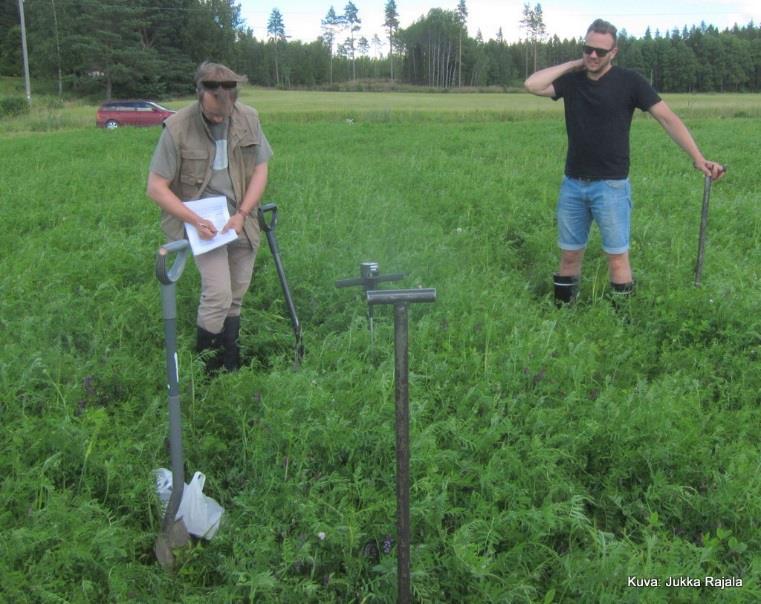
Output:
top-left (335, 262), bottom-right (406, 335)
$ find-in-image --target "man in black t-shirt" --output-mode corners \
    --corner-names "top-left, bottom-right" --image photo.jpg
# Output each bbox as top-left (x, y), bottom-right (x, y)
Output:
top-left (525, 19), bottom-right (724, 306)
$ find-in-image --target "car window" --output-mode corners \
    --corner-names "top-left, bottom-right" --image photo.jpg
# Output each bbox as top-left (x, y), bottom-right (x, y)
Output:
top-left (144, 102), bottom-right (169, 112)
top-left (103, 103), bottom-right (135, 112)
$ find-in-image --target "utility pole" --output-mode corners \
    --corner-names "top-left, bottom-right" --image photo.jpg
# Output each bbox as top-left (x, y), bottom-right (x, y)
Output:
top-left (52, 0), bottom-right (63, 97)
top-left (17, 0), bottom-right (32, 107)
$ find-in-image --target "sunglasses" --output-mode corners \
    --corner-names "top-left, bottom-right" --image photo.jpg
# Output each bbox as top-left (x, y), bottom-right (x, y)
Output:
top-left (201, 81), bottom-right (237, 90)
top-left (583, 45), bottom-right (615, 58)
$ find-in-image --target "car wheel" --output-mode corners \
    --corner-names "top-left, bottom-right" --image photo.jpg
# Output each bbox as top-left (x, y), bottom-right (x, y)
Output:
top-left (105, 120), bottom-right (119, 129)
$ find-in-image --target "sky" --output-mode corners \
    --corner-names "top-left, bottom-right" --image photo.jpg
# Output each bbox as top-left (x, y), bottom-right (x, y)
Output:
top-left (239, 0), bottom-right (758, 51)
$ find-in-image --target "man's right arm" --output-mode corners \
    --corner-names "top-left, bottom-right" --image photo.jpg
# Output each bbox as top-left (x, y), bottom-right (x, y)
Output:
top-left (524, 59), bottom-right (585, 97)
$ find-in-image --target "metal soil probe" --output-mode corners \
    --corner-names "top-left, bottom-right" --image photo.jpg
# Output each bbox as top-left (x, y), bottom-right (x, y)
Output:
top-left (694, 167), bottom-right (727, 287)
top-left (367, 288), bottom-right (437, 604)
top-left (257, 203), bottom-right (304, 362)
top-left (154, 239), bottom-right (192, 569)
top-left (335, 262), bottom-right (406, 334)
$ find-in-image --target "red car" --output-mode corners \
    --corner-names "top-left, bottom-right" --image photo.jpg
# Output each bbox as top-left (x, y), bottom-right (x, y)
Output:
top-left (96, 100), bottom-right (175, 129)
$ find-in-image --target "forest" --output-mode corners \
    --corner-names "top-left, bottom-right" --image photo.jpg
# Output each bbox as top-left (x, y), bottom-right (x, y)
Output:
top-left (1, 1), bottom-right (761, 100)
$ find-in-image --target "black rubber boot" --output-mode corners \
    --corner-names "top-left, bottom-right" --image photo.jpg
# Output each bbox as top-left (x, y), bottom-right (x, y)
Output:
top-left (196, 326), bottom-right (224, 374)
top-left (609, 281), bottom-right (635, 315)
top-left (222, 315), bottom-right (241, 372)
top-left (553, 274), bottom-right (580, 307)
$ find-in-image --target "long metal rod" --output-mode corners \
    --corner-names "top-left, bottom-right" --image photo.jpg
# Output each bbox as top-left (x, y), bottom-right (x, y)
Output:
top-left (394, 303), bottom-right (411, 604)
top-left (694, 174), bottom-right (712, 287)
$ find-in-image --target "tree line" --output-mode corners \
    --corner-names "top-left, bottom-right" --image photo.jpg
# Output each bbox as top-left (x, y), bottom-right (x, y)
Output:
top-left (2, 0), bottom-right (761, 99)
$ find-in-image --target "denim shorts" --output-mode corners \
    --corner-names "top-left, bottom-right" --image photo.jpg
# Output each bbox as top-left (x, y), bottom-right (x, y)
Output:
top-left (556, 176), bottom-right (632, 254)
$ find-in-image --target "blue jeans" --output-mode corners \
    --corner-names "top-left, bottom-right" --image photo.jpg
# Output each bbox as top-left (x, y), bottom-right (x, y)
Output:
top-left (556, 177), bottom-right (632, 255)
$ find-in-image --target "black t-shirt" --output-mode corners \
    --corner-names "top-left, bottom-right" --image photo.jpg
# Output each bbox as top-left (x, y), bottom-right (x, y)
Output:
top-left (553, 66), bottom-right (661, 179)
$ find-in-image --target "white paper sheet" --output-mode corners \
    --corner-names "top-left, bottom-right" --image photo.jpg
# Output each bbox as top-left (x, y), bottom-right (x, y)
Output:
top-left (183, 196), bottom-right (238, 256)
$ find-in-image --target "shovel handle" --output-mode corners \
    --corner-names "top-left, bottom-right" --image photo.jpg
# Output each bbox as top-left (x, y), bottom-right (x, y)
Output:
top-left (156, 240), bottom-right (190, 285)
top-left (257, 203), bottom-right (278, 233)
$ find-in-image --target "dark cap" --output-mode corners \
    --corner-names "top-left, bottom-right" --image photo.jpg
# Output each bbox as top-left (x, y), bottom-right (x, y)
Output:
top-left (194, 61), bottom-right (248, 86)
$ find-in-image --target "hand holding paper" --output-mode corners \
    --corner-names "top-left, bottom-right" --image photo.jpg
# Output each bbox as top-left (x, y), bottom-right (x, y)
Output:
top-left (221, 211), bottom-right (246, 237)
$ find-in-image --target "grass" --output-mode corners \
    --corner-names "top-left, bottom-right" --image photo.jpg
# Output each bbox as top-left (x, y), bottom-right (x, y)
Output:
top-left (2, 81), bottom-right (761, 134)
top-left (1, 89), bottom-right (760, 602)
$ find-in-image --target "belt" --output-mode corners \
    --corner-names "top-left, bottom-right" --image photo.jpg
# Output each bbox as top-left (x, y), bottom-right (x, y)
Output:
top-left (570, 176), bottom-right (627, 182)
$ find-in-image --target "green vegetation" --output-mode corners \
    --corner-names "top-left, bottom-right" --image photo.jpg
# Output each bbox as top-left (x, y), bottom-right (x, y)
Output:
top-left (1, 93), bottom-right (760, 602)
top-left (0, 95), bottom-right (28, 117)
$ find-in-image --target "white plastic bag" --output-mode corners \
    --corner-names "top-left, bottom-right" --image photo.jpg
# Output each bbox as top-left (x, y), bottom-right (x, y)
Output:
top-left (154, 468), bottom-right (173, 514)
top-left (177, 471), bottom-right (224, 539)
top-left (153, 468), bottom-right (224, 540)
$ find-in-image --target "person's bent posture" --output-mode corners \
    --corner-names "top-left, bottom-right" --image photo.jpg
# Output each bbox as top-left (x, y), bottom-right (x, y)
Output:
top-left (524, 19), bottom-right (723, 306)
top-left (147, 62), bottom-right (272, 372)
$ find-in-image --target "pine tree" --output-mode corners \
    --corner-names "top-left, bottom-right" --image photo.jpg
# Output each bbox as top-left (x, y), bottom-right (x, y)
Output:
top-left (383, 0), bottom-right (399, 81)
top-left (455, 0), bottom-right (468, 87)
top-left (267, 8), bottom-right (286, 86)
top-left (344, 1), bottom-right (361, 80)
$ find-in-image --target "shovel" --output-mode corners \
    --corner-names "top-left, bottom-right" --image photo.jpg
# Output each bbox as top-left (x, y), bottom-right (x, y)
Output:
top-left (257, 203), bottom-right (304, 362)
top-left (154, 239), bottom-right (192, 569)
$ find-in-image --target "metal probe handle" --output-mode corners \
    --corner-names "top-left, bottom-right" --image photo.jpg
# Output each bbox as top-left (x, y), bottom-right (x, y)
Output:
top-left (366, 288), bottom-right (437, 305)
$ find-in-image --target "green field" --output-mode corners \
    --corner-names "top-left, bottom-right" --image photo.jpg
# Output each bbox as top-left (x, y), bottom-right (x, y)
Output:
top-left (2, 84), bottom-right (761, 134)
top-left (1, 90), bottom-right (761, 602)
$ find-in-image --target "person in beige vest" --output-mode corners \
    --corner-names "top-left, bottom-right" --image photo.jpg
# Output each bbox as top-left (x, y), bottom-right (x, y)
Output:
top-left (147, 61), bottom-right (273, 372)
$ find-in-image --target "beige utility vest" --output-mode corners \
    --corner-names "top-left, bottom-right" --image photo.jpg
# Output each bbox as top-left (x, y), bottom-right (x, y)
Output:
top-left (161, 101), bottom-right (262, 248)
